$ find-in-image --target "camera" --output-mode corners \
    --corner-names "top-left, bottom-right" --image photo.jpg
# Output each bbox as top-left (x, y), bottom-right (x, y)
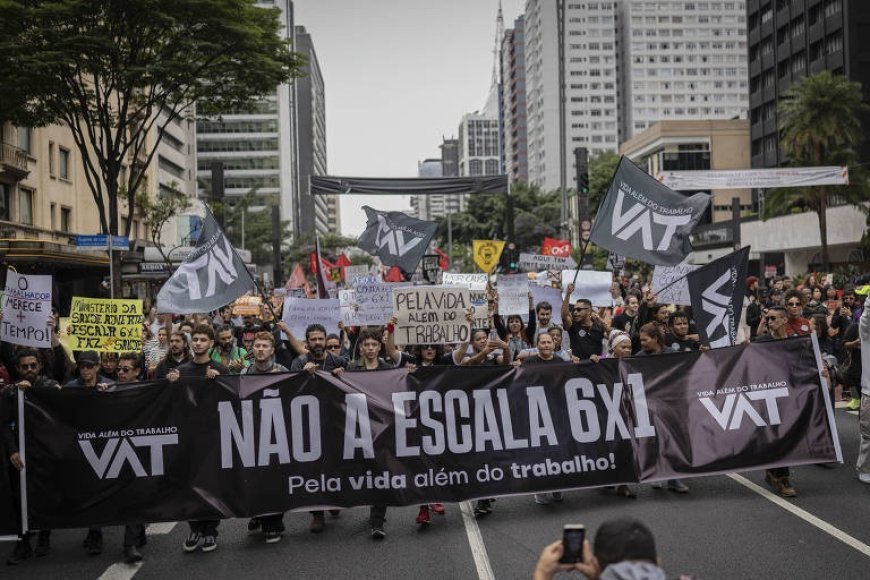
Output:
top-left (560, 524), bottom-right (585, 564)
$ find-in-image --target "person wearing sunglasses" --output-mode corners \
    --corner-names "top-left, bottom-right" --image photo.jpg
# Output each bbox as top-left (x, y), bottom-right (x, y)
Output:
top-left (782, 289), bottom-right (811, 337)
top-left (3, 349), bottom-right (60, 565)
top-left (753, 306), bottom-right (797, 497)
top-left (65, 351), bottom-right (114, 392)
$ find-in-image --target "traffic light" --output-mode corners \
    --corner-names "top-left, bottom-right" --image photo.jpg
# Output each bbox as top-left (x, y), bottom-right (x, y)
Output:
top-left (507, 243), bottom-right (518, 273)
top-left (579, 168), bottom-right (589, 195)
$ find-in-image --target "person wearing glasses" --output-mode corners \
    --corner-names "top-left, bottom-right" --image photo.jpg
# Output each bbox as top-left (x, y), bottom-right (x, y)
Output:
top-left (3, 349), bottom-right (60, 565)
top-left (562, 284), bottom-right (608, 362)
top-left (754, 306), bottom-right (798, 497)
top-left (783, 289), bottom-right (811, 337)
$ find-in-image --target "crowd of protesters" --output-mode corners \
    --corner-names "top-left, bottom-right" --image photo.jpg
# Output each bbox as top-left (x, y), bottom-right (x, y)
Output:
top-left (1, 268), bottom-right (868, 567)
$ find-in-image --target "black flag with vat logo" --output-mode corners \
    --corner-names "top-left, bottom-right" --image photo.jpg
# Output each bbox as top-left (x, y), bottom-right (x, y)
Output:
top-left (687, 246), bottom-right (750, 348)
top-left (157, 210), bottom-right (254, 314)
top-left (357, 206), bottom-right (437, 273)
top-left (590, 156), bottom-right (710, 265)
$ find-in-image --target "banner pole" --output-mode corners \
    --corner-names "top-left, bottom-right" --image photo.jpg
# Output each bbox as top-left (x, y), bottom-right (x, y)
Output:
top-left (17, 388), bottom-right (28, 535)
top-left (570, 158), bottom-right (618, 288)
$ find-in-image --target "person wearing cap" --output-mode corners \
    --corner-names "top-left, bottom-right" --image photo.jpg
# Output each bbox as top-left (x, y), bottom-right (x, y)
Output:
top-left (64, 351), bottom-right (114, 555)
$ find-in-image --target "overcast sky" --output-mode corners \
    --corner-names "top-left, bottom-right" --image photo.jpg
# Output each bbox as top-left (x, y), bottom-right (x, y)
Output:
top-left (295, 0), bottom-right (525, 237)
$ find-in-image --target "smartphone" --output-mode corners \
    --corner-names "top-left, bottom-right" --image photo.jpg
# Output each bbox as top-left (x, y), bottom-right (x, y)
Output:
top-left (560, 524), bottom-right (585, 564)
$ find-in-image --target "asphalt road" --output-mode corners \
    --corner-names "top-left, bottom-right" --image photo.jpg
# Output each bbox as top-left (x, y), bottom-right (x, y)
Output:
top-left (3, 406), bottom-right (868, 580)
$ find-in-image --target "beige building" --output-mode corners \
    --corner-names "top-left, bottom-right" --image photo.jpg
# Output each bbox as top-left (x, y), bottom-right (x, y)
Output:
top-left (619, 119), bottom-right (751, 223)
top-left (1, 116), bottom-right (195, 305)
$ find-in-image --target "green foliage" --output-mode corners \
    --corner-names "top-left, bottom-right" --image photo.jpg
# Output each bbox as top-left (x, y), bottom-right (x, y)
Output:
top-left (136, 183), bottom-right (192, 264)
top-left (435, 181), bottom-right (562, 255)
top-left (282, 231), bottom-right (359, 276)
top-left (588, 151), bottom-right (620, 211)
top-left (0, 0), bottom-right (304, 239)
top-left (768, 71), bottom-right (870, 270)
top-left (218, 190), bottom-right (293, 266)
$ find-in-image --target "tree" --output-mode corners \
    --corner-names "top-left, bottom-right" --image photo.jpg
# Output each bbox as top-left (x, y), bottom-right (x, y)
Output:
top-left (768, 71), bottom-right (870, 271)
top-left (588, 151), bottom-right (620, 211)
top-left (283, 231), bottom-right (359, 279)
top-left (220, 191), bottom-right (293, 267)
top-left (0, 0), bottom-right (304, 288)
top-left (435, 182), bottom-right (562, 257)
top-left (136, 186), bottom-right (192, 265)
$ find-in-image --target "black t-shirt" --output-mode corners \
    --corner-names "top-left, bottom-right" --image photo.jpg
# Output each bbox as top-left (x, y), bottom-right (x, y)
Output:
top-left (347, 359), bottom-right (393, 371)
top-left (289, 352), bottom-right (348, 373)
top-left (567, 322), bottom-right (605, 359)
top-left (665, 334), bottom-right (700, 352)
top-left (177, 359), bottom-right (230, 378)
top-left (524, 355), bottom-right (561, 364)
top-left (155, 356), bottom-right (186, 379)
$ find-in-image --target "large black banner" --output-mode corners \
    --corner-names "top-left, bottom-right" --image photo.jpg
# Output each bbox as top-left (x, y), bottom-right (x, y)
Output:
top-left (12, 338), bottom-right (838, 531)
top-left (0, 392), bottom-right (20, 538)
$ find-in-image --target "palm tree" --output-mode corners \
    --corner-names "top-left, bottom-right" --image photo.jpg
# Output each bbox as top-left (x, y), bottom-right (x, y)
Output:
top-left (769, 71), bottom-right (869, 271)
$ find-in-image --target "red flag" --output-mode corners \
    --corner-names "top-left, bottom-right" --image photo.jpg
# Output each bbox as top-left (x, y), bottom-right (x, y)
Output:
top-left (384, 266), bottom-right (405, 282)
top-left (435, 247), bottom-right (449, 270)
top-left (541, 237), bottom-right (572, 257)
top-left (286, 263), bottom-right (308, 290)
top-left (335, 252), bottom-right (352, 280)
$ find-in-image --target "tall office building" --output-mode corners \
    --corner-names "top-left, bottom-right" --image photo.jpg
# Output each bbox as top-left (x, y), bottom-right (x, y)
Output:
top-left (747, 0), bottom-right (870, 168)
top-left (621, 1), bottom-right (749, 139)
top-left (410, 158), bottom-right (444, 220)
top-left (502, 15), bottom-right (529, 183)
top-left (295, 25), bottom-right (335, 235)
top-left (524, 0), bottom-right (622, 192)
top-left (521, 0), bottom-right (748, 194)
top-left (196, 0), bottom-right (299, 235)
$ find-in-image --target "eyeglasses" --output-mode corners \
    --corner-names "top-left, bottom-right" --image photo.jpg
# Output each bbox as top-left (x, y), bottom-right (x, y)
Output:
top-left (18, 363), bottom-right (38, 370)
top-left (787, 301), bottom-right (801, 307)
top-left (765, 316), bottom-right (781, 322)
top-left (118, 366), bottom-right (136, 373)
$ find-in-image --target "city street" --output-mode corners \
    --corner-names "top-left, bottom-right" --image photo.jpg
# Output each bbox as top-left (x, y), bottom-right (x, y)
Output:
top-left (3, 405), bottom-right (868, 580)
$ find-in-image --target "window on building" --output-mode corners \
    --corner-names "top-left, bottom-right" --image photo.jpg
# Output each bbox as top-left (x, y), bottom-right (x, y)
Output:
top-left (19, 188), bottom-right (34, 225)
top-left (0, 184), bottom-right (9, 221)
top-left (48, 142), bottom-right (56, 176)
top-left (16, 126), bottom-right (31, 154)
top-left (50, 203), bottom-right (57, 230)
top-left (61, 207), bottom-right (72, 232)
top-left (59, 147), bottom-right (71, 179)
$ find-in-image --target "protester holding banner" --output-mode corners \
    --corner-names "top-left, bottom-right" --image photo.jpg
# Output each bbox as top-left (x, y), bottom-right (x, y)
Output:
top-left (154, 331), bottom-right (191, 379)
top-left (210, 325), bottom-right (250, 374)
top-left (2, 348), bottom-right (59, 565)
top-left (665, 312), bottom-right (702, 352)
top-left (562, 284), bottom-right (607, 362)
top-left (240, 331), bottom-right (290, 544)
top-left (167, 324), bottom-right (229, 553)
top-left (752, 306), bottom-right (798, 498)
top-left (64, 351), bottom-right (114, 396)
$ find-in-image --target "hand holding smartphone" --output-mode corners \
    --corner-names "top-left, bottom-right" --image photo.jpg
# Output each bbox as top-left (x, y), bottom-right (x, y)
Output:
top-left (559, 524), bottom-right (585, 564)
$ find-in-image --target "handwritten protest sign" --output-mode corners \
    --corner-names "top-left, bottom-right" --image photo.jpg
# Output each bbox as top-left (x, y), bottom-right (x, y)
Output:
top-left (353, 281), bottom-right (400, 325)
top-left (344, 265), bottom-right (371, 281)
top-left (560, 270), bottom-right (612, 306)
top-left (282, 297), bottom-right (341, 340)
top-left (442, 272), bottom-right (487, 290)
top-left (1, 270), bottom-right (53, 348)
top-left (392, 286), bottom-right (471, 345)
top-left (339, 290), bottom-right (361, 326)
top-left (530, 285), bottom-right (563, 312)
top-left (67, 297), bottom-right (143, 352)
top-left (497, 274), bottom-right (530, 316)
top-left (651, 263), bottom-right (700, 305)
top-left (518, 253), bottom-right (578, 272)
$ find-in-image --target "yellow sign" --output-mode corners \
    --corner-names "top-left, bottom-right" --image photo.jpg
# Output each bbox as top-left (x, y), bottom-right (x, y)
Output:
top-left (66, 297), bottom-right (143, 352)
top-left (472, 240), bottom-right (506, 274)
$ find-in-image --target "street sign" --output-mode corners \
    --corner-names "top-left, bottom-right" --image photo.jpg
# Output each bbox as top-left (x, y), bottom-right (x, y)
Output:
top-left (75, 234), bottom-right (130, 251)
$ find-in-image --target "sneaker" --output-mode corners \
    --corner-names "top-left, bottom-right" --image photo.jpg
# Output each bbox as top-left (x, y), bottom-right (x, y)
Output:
top-left (247, 518), bottom-right (261, 534)
top-left (309, 513), bottom-right (325, 533)
top-left (846, 398), bottom-right (861, 411)
top-left (778, 478), bottom-right (797, 498)
top-left (534, 493), bottom-right (552, 505)
top-left (370, 526), bottom-right (386, 540)
top-left (430, 503), bottom-right (446, 515)
top-left (668, 480), bottom-right (690, 494)
top-left (83, 530), bottom-right (103, 555)
top-left (650, 482), bottom-right (664, 489)
top-left (123, 545), bottom-right (143, 564)
top-left (416, 506), bottom-right (431, 525)
top-left (552, 492), bottom-right (564, 502)
top-left (616, 484), bottom-right (638, 499)
top-left (201, 535), bottom-right (217, 553)
top-left (6, 539), bottom-right (32, 566)
top-left (183, 532), bottom-right (202, 553)
top-left (34, 531), bottom-right (51, 557)
top-left (263, 531), bottom-right (282, 544)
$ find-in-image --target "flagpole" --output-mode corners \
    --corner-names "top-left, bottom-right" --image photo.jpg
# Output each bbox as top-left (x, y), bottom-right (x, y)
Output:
top-left (570, 165), bottom-right (613, 287)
